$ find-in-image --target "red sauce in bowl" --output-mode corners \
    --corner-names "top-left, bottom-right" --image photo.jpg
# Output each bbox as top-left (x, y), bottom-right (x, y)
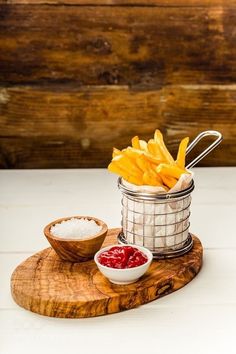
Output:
top-left (98, 246), bottom-right (148, 269)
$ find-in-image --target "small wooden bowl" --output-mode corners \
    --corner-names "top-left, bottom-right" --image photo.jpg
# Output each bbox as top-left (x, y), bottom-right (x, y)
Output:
top-left (44, 216), bottom-right (108, 263)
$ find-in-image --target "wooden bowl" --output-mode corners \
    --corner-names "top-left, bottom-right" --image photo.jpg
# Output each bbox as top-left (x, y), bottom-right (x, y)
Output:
top-left (44, 216), bottom-right (108, 262)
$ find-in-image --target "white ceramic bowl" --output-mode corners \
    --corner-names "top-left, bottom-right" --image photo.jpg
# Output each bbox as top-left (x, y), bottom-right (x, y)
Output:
top-left (94, 244), bottom-right (153, 285)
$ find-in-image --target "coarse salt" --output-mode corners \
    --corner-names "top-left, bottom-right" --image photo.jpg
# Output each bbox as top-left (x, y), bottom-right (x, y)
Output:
top-left (50, 218), bottom-right (102, 239)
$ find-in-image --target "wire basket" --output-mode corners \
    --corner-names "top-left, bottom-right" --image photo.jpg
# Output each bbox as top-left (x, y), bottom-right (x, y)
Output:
top-left (117, 130), bottom-right (223, 258)
top-left (117, 178), bottom-right (195, 259)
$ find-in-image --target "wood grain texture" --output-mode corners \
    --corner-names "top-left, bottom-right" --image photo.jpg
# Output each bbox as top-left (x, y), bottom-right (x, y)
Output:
top-left (44, 216), bottom-right (108, 262)
top-left (0, 85), bottom-right (235, 168)
top-left (1, 2), bottom-right (235, 168)
top-left (0, 5), bottom-right (236, 85)
top-left (2, 0), bottom-right (236, 5)
top-left (11, 228), bottom-right (203, 318)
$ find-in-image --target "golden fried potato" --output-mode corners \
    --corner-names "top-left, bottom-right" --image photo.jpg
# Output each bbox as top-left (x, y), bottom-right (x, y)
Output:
top-left (112, 154), bottom-right (143, 177)
top-left (139, 140), bottom-right (148, 152)
top-left (154, 130), bottom-right (175, 165)
top-left (108, 130), bottom-right (189, 189)
top-left (147, 139), bottom-right (164, 161)
top-left (131, 136), bottom-right (141, 150)
top-left (108, 161), bottom-right (143, 185)
top-left (112, 147), bottom-right (122, 158)
top-left (156, 163), bottom-right (188, 179)
top-left (160, 175), bottom-right (178, 189)
top-left (176, 137), bottom-right (189, 169)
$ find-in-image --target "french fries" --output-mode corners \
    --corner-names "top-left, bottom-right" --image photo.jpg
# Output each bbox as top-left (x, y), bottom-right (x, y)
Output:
top-left (176, 137), bottom-right (189, 169)
top-left (108, 130), bottom-right (190, 190)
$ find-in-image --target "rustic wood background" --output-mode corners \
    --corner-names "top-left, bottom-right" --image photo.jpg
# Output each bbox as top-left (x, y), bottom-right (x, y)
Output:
top-left (0, 0), bottom-right (235, 168)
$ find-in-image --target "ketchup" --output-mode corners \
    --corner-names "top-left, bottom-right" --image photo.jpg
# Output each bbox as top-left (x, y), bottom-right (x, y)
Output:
top-left (98, 246), bottom-right (148, 269)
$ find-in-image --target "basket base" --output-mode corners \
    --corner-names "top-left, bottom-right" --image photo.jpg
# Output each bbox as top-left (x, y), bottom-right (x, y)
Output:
top-left (117, 232), bottom-right (193, 259)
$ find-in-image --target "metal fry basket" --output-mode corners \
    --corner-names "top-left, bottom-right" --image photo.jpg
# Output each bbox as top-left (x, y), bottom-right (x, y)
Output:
top-left (117, 130), bottom-right (223, 259)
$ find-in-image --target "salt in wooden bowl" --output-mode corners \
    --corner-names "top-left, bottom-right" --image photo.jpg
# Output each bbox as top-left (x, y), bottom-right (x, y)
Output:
top-left (44, 216), bottom-right (108, 262)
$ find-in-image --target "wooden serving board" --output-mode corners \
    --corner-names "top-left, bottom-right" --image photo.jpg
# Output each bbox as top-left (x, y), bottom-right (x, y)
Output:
top-left (11, 228), bottom-right (203, 318)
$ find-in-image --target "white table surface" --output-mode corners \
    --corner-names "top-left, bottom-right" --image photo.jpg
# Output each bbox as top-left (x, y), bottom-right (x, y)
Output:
top-left (1, 167), bottom-right (236, 354)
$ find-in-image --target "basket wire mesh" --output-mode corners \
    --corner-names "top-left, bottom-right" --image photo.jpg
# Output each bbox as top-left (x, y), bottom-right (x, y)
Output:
top-left (117, 130), bottom-right (223, 258)
top-left (118, 178), bottom-right (194, 259)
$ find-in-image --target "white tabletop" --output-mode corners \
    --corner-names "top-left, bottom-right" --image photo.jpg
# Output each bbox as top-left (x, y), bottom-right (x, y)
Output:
top-left (1, 167), bottom-right (235, 354)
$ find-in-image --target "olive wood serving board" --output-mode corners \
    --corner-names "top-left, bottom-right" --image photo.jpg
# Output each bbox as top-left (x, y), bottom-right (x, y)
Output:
top-left (11, 228), bottom-right (203, 318)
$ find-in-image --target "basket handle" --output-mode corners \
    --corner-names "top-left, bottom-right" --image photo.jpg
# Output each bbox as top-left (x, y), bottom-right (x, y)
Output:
top-left (186, 130), bottom-right (223, 169)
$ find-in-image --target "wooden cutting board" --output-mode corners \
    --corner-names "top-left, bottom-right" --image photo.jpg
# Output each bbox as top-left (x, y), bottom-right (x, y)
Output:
top-left (11, 228), bottom-right (203, 318)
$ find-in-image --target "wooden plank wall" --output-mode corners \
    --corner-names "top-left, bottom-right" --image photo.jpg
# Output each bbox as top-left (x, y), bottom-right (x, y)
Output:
top-left (0, 0), bottom-right (235, 168)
